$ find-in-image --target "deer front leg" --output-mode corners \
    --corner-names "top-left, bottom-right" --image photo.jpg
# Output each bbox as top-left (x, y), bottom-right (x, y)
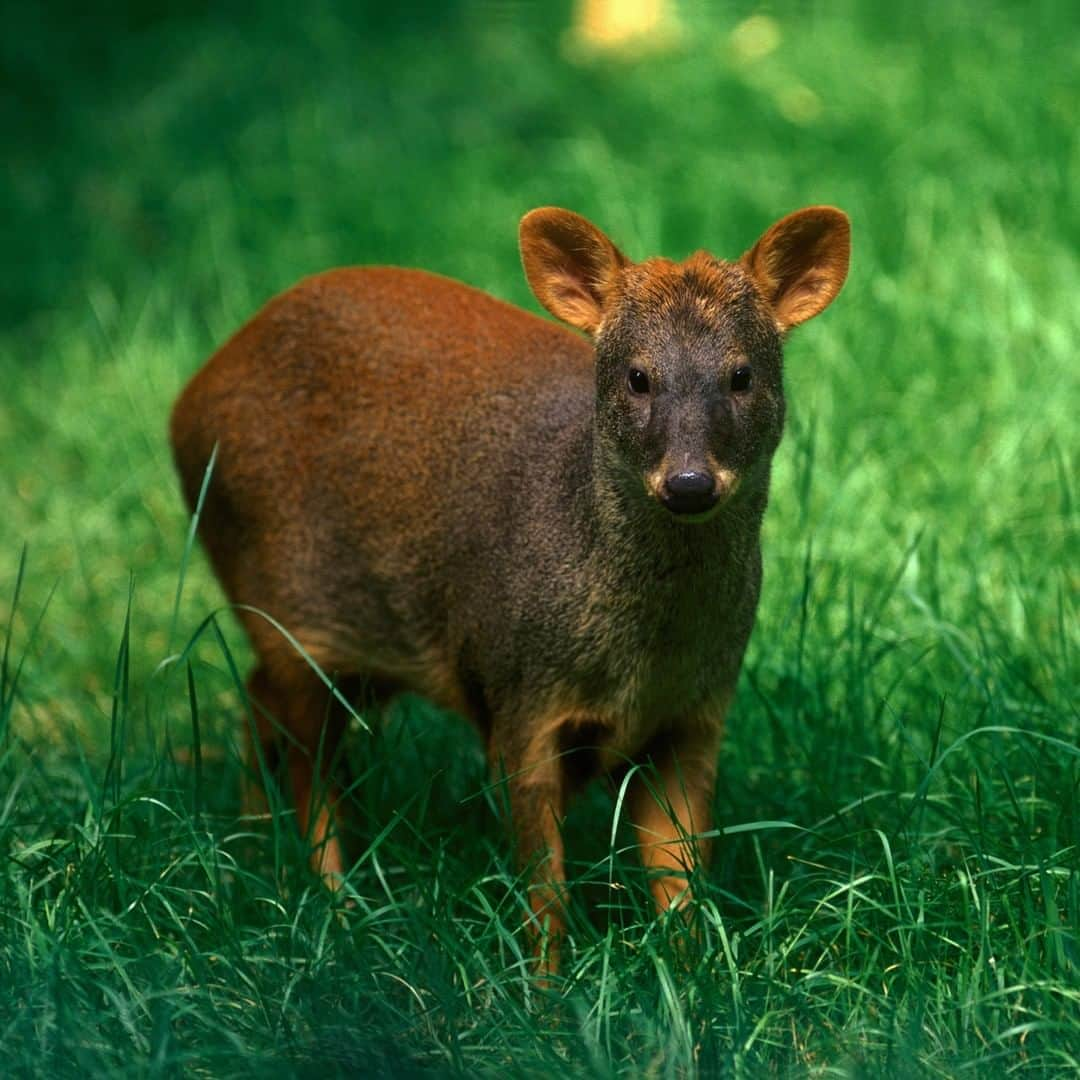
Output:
top-left (498, 725), bottom-right (570, 977)
top-left (628, 726), bottom-right (722, 915)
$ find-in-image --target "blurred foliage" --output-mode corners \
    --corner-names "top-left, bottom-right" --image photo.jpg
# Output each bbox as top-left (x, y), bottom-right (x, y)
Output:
top-left (5, 1), bottom-right (1076, 343)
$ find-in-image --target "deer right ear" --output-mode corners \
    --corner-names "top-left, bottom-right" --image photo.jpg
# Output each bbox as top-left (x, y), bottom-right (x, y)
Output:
top-left (519, 208), bottom-right (627, 335)
top-left (740, 206), bottom-right (851, 333)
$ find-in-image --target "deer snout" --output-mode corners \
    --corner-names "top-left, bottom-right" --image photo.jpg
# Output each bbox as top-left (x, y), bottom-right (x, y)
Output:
top-left (661, 469), bottom-right (719, 516)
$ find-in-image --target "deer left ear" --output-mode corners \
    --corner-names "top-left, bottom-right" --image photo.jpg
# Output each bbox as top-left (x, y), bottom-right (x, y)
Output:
top-left (740, 207), bottom-right (850, 333)
top-left (519, 207), bottom-right (628, 336)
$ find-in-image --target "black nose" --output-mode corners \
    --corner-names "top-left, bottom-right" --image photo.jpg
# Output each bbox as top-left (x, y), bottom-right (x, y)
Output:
top-left (662, 470), bottom-right (718, 516)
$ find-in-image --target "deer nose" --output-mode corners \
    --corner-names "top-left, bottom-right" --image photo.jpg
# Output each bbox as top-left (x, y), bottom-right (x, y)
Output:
top-left (662, 470), bottom-right (718, 516)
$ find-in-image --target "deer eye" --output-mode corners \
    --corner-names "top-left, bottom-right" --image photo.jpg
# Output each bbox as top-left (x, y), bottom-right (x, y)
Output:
top-left (627, 367), bottom-right (651, 395)
top-left (730, 366), bottom-right (752, 393)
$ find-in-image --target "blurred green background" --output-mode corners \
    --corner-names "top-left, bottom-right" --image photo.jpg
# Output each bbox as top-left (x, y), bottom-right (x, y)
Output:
top-left (1, 2), bottom-right (1077, 1075)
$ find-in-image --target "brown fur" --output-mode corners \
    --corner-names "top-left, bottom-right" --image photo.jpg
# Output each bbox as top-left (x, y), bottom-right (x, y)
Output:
top-left (170, 205), bottom-right (850, 973)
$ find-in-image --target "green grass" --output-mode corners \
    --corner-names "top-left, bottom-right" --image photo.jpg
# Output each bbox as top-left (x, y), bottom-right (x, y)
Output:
top-left (2, 1), bottom-right (1078, 1075)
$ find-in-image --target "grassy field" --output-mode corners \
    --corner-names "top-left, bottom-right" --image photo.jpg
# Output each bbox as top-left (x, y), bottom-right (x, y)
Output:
top-left (2, 1), bottom-right (1078, 1075)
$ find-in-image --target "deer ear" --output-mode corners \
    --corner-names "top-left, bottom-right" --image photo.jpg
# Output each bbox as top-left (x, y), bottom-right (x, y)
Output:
top-left (741, 207), bottom-right (850, 333)
top-left (519, 208), bottom-right (627, 335)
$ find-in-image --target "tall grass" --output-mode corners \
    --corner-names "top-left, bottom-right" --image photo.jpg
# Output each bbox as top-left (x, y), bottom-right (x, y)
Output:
top-left (2, 1), bottom-right (1077, 1074)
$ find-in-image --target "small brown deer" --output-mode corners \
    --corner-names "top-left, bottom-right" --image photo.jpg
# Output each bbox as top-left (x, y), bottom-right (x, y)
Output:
top-left (170, 205), bottom-right (849, 971)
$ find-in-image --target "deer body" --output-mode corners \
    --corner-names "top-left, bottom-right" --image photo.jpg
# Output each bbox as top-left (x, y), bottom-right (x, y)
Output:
top-left (171, 207), bottom-right (850, 971)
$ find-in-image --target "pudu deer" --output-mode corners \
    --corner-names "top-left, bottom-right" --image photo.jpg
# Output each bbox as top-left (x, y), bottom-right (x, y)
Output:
top-left (171, 205), bottom-right (850, 971)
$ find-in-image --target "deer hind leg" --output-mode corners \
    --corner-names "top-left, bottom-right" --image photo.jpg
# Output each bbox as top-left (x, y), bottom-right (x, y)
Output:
top-left (245, 662), bottom-right (357, 883)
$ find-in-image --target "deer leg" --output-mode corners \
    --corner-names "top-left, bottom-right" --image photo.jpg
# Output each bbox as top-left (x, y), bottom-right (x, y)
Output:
top-left (498, 727), bottom-right (570, 976)
top-left (628, 729), bottom-right (720, 915)
top-left (246, 664), bottom-right (353, 883)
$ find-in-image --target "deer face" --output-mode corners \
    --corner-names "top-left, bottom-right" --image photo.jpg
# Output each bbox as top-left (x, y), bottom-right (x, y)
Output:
top-left (520, 205), bottom-right (850, 520)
